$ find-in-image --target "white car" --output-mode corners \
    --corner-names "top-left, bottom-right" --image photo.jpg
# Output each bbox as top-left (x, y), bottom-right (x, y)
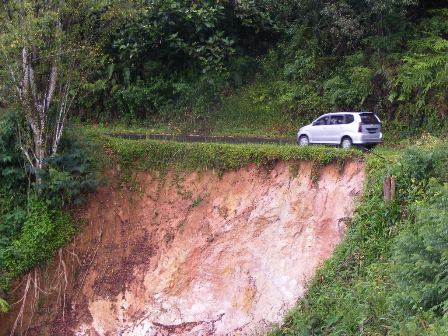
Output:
top-left (297, 112), bottom-right (382, 149)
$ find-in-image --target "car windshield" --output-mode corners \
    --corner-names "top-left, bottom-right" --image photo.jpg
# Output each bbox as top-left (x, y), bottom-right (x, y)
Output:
top-left (360, 113), bottom-right (380, 124)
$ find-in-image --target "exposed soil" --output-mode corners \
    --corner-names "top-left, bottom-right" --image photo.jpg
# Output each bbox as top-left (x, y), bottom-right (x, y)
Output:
top-left (1, 161), bottom-right (364, 335)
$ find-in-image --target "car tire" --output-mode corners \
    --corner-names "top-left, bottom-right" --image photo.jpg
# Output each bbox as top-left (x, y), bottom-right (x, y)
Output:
top-left (341, 136), bottom-right (353, 149)
top-left (298, 135), bottom-right (310, 146)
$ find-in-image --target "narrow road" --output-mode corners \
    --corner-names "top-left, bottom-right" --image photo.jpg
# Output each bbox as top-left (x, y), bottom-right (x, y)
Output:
top-left (109, 133), bottom-right (296, 145)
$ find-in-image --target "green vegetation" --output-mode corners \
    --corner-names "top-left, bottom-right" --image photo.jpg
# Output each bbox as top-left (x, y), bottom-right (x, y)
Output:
top-left (0, 298), bottom-right (8, 313)
top-left (272, 144), bottom-right (448, 335)
top-left (83, 0), bottom-right (288, 125)
top-left (191, 196), bottom-right (203, 208)
top-left (208, 6), bottom-right (448, 137)
top-left (89, 129), bottom-right (361, 174)
top-left (0, 1), bottom-right (447, 333)
top-left (0, 197), bottom-right (73, 287)
top-left (74, 1), bottom-right (447, 138)
top-left (0, 112), bottom-right (98, 309)
top-left (0, 1), bottom-right (114, 306)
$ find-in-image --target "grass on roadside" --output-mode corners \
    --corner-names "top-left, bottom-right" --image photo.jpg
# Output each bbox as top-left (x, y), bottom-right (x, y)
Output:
top-left (83, 126), bottom-right (363, 176)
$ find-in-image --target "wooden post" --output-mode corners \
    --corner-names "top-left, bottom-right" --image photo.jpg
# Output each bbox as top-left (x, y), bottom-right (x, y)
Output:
top-left (384, 175), bottom-right (396, 202)
top-left (390, 176), bottom-right (396, 201)
top-left (384, 176), bottom-right (391, 202)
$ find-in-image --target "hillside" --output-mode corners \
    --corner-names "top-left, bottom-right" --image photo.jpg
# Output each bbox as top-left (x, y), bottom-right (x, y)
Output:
top-left (0, 149), bottom-right (364, 335)
top-left (0, 1), bottom-right (447, 335)
top-left (75, 1), bottom-right (447, 139)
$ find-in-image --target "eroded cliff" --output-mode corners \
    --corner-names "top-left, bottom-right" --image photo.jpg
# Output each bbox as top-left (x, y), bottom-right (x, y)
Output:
top-left (1, 160), bottom-right (364, 335)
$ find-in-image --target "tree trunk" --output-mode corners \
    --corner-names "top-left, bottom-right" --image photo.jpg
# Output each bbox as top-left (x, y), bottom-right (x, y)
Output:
top-left (18, 47), bottom-right (62, 184)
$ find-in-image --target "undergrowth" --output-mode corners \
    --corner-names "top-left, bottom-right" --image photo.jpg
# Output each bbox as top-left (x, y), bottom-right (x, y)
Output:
top-left (86, 129), bottom-right (362, 175)
top-left (0, 196), bottom-right (73, 289)
top-left (82, 7), bottom-right (448, 140)
top-left (0, 114), bottom-right (98, 307)
top-left (272, 144), bottom-right (448, 335)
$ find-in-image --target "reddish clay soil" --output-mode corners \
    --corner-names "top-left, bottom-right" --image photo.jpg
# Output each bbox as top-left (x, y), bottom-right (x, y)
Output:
top-left (1, 161), bottom-right (364, 336)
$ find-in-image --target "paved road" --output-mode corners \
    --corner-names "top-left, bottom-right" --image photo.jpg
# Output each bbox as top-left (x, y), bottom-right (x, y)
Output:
top-left (109, 133), bottom-right (296, 145)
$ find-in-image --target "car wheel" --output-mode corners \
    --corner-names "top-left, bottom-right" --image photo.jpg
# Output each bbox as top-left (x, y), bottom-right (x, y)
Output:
top-left (298, 135), bottom-right (309, 146)
top-left (341, 137), bottom-right (352, 149)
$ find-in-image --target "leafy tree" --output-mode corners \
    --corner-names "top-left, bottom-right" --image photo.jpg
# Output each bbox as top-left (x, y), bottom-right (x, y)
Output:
top-left (281, 0), bottom-right (418, 56)
top-left (86, 0), bottom-right (294, 122)
top-left (0, 0), bottom-right (130, 182)
top-left (391, 9), bottom-right (448, 120)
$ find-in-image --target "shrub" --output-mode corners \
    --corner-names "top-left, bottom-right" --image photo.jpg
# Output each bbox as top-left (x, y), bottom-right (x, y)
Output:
top-left (39, 128), bottom-right (100, 207)
top-left (0, 115), bottom-right (98, 299)
top-left (0, 111), bottom-right (26, 190)
top-left (0, 196), bottom-right (73, 289)
top-left (391, 182), bottom-right (448, 320)
top-left (323, 66), bottom-right (373, 110)
top-left (100, 133), bottom-right (362, 174)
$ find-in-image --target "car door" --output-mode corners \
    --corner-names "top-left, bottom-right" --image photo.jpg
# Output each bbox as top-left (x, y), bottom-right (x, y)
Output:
top-left (327, 115), bottom-right (345, 144)
top-left (310, 115), bottom-right (330, 143)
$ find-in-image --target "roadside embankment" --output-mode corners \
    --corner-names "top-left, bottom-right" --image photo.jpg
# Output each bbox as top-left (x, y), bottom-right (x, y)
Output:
top-left (0, 136), bottom-right (365, 335)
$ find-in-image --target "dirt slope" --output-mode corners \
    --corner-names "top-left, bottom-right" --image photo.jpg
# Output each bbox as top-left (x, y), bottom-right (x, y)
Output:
top-left (1, 161), bottom-right (364, 335)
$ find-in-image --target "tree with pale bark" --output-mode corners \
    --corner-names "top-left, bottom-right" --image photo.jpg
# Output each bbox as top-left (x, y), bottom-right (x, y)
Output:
top-left (0, 0), bottom-right (134, 183)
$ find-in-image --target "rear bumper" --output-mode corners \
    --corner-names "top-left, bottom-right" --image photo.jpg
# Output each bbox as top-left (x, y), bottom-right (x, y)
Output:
top-left (351, 133), bottom-right (383, 144)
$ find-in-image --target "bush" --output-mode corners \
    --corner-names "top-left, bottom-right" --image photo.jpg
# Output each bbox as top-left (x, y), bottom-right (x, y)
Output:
top-left (0, 297), bottom-right (8, 313)
top-left (0, 196), bottom-right (73, 289)
top-left (0, 187), bottom-right (26, 251)
top-left (324, 66), bottom-right (373, 110)
top-left (392, 182), bottom-right (448, 321)
top-left (100, 132), bottom-right (362, 174)
top-left (391, 9), bottom-right (448, 122)
top-left (0, 113), bottom-right (98, 299)
top-left (39, 127), bottom-right (99, 207)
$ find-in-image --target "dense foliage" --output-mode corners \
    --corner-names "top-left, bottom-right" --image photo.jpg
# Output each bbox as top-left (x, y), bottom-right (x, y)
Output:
top-left (84, 0), bottom-right (290, 123)
top-left (272, 145), bottom-right (448, 335)
top-left (76, 0), bottom-right (447, 137)
top-left (0, 112), bottom-right (98, 305)
top-left (213, 2), bottom-right (448, 136)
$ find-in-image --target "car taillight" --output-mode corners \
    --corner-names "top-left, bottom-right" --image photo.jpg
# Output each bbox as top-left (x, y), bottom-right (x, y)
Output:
top-left (358, 123), bottom-right (362, 132)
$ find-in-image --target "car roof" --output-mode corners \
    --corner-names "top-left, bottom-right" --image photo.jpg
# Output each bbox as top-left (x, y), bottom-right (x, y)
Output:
top-left (323, 112), bottom-right (374, 115)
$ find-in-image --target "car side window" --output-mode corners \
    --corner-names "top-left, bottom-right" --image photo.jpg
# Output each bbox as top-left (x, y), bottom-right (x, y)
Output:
top-left (329, 115), bottom-right (344, 125)
top-left (345, 114), bottom-right (354, 124)
top-left (313, 116), bottom-right (329, 126)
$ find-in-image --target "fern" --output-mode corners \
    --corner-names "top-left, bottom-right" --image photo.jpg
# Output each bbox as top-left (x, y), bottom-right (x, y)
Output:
top-left (392, 10), bottom-right (448, 110)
